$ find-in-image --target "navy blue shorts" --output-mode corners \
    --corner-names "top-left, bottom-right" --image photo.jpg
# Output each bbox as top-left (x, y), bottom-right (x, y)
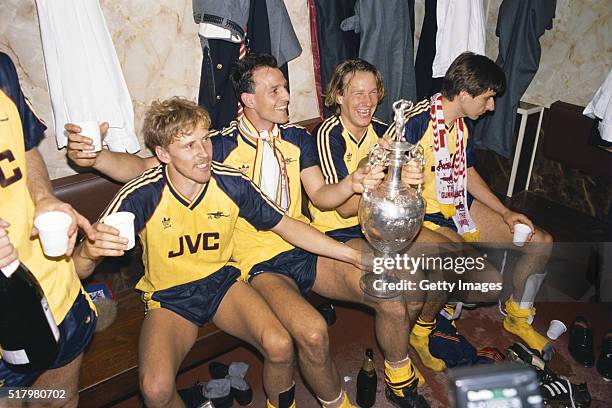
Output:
top-left (248, 248), bottom-right (318, 295)
top-left (142, 265), bottom-right (240, 327)
top-left (0, 290), bottom-right (97, 387)
top-left (423, 195), bottom-right (475, 232)
top-left (325, 225), bottom-right (364, 243)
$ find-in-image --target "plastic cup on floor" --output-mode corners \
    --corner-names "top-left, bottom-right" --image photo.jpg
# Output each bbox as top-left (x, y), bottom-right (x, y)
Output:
top-left (547, 319), bottom-right (567, 340)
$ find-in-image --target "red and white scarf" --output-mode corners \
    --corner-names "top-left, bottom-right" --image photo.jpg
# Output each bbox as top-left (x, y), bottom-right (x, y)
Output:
top-left (430, 93), bottom-right (478, 239)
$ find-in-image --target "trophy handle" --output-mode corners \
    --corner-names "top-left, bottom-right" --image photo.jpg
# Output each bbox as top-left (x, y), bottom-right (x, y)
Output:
top-left (368, 145), bottom-right (389, 168)
top-left (364, 145), bottom-right (389, 193)
top-left (406, 144), bottom-right (425, 193)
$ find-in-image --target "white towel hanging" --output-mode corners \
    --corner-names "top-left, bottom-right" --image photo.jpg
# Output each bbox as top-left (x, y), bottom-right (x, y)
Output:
top-left (35, 0), bottom-right (140, 153)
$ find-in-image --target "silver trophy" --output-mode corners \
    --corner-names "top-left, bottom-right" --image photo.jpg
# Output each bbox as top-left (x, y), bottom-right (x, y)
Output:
top-left (358, 100), bottom-right (425, 298)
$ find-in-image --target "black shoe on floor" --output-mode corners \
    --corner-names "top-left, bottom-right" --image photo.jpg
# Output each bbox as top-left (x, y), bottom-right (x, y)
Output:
top-left (596, 331), bottom-right (612, 381)
top-left (202, 379), bottom-right (233, 408)
top-left (568, 316), bottom-right (595, 366)
top-left (538, 370), bottom-right (591, 407)
top-left (385, 382), bottom-right (429, 408)
top-left (177, 382), bottom-right (215, 408)
top-left (230, 384), bottom-right (253, 406)
top-left (209, 361), bottom-right (229, 379)
top-left (507, 342), bottom-right (546, 371)
top-left (208, 361), bottom-right (253, 406)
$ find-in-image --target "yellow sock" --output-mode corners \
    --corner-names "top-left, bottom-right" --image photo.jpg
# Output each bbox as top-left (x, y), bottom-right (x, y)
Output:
top-left (441, 303), bottom-right (458, 327)
top-left (384, 358), bottom-right (418, 397)
top-left (412, 362), bottom-right (427, 387)
top-left (410, 318), bottom-right (447, 371)
top-left (503, 298), bottom-right (553, 360)
top-left (269, 382), bottom-right (296, 408)
top-left (267, 399), bottom-right (296, 408)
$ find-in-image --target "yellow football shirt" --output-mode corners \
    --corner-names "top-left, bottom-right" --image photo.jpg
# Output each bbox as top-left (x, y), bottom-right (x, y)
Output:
top-left (100, 162), bottom-right (284, 293)
top-left (309, 115), bottom-right (387, 233)
top-left (211, 117), bottom-right (319, 273)
top-left (0, 53), bottom-right (81, 324)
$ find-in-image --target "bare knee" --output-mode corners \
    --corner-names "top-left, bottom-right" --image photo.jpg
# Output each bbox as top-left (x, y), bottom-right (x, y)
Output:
top-left (374, 299), bottom-right (407, 322)
top-left (140, 370), bottom-right (176, 407)
top-left (295, 317), bottom-right (330, 364)
top-left (261, 328), bottom-right (295, 365)
top-left (525, 228), bottom-right (553, 257)
top-left (406, 301), bottom-right (424, 321)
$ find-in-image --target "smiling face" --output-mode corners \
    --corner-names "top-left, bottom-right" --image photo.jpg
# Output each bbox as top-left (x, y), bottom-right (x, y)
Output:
top-left (244, 66), bottom-right (290, 130)
top-left (156, 123), bottom-right (212, 196)
top-left (337, 71), bottom-right (380, 137)
top-left (459, 89), bottom-right (496, 120)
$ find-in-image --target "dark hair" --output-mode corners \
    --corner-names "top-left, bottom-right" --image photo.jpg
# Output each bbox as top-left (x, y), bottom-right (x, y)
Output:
top-left (441, 52), bottom-right (506, 100)
top-left (324, 58), bottom-right (385, 114)
top-left (230, 53), bottom-right (278, 98)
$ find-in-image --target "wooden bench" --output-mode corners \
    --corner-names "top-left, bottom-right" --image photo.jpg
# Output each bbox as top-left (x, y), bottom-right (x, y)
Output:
top-left (52, 171), bottom-right (328, 406)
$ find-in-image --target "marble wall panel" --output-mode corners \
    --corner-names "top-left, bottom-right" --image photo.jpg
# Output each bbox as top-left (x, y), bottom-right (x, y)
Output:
top-left (285, 0), bottom-right (320, 123)
top-left (481, 0), bottom-right (611, 108)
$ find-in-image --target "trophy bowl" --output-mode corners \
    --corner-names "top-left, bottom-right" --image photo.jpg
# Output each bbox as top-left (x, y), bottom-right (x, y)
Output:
top-left (359, 184), bottom-right (425, 256)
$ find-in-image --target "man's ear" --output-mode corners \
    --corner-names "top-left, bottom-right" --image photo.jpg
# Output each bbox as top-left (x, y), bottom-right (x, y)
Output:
top-left (241, 92), bottom-right (256, 109)
top-left (458, 90), bottom-right (469, 102)
top-left (155, 145), bottom-right (171, 164)
top-left (336, 93), bottom-right (344, 107)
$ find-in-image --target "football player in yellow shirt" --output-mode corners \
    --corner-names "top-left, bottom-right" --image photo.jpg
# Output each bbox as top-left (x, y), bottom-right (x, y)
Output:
top-left (0, 52), bottom-right (96, 408)
top-left (385, 52), bottom-right (554, 368)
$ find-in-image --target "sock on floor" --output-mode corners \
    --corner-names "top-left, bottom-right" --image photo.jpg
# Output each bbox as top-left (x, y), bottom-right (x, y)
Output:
top-left (410, 317), bottom-right (447, 371)
top-left (440, 303), bottom-right (460, 324)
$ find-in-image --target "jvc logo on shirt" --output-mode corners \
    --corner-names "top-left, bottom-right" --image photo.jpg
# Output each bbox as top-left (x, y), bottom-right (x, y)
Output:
top-left (168, 232), bottom-right (220, 257)
top-left (0, 149), bottom-right (23, 188)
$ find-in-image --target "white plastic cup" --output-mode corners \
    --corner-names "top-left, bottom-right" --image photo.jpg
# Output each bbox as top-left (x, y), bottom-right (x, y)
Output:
top-left (103, 212), bottom-right (136, 250)
top-left (513, 223), bottom-right (532, 247)
top-left (75, 121), bottom-right (102, 152)
top-left (34, 211), bottom-right (72, 257)
top-left (547, 319), bottom-right (567, 340)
